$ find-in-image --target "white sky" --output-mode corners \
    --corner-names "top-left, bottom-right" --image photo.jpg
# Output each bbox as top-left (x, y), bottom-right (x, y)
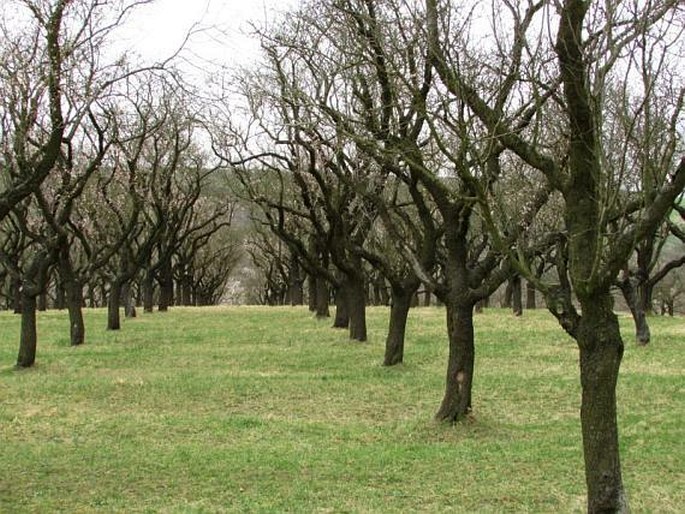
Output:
top-left (115, 0), bottom-right (301, 73)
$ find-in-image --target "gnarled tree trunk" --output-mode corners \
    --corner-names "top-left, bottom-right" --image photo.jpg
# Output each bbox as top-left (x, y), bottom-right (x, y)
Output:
top-left (577, 295), bottom-right (628, 513)
top-left (435, 302), bottom-right (474, 422)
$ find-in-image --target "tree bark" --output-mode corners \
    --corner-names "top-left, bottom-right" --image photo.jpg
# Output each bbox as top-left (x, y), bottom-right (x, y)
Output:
top-left (12, 277), bottom-right (22, 314)
top-left (345, 276), bottom-right (367, 342)
top-left (511, 274), bottom-right (522, 316)
top-left (107, 280), bottom-right (122, 331)
top-left (577, 295), bottom-right (629, 513)
top-left (383, 286), bottom-right (413, 366)
top-left (143, 272), bottom-right (154, 313)
top-left (526, 281), bottom-right (536, 309)
top-left (315, 276), bottom-right (330, 318)
top-left (289, 255), bottom-right (304, 306)
top-left (65, 277), bottom-right (85, 346)
top-left (308, 275), bottom-right (317, 312)
top-left (435, 303), bottom-right (474, 422)
top-left (617, 277), bottom-right (650, 346)
top-left (502, 279), bottom-right (513, 308)
top-left (122, 281), bottom-right (137, 318)
top-left (333, 285), bottom-right (349, 328)
top-left (38, 290), bottom-right (48, 312)
top-left (55, 278), bottom-right (66, 310)
top-left (158, 259), bottom-right (173, 312)
top-left (16, 292), bottom-right (37, 368)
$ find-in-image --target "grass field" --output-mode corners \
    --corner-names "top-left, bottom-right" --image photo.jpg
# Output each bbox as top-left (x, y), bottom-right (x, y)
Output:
top-left (0, 306), bottom-right (682, 513)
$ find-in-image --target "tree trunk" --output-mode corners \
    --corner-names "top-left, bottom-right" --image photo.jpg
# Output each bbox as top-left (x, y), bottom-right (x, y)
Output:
top-left (55, 278), bottom-right (66, 310)
top-left (435, 303), bottom-right (475, 422)
top-left (384, 287), bottom-right (413, 366)
top-left (333, 285), bottom-right (349, 328)
top-left (511, 275), bottom-right (522, 316)
top-left (107, 280), bottom-right (122, 331)
top-left (308, 275), bottom-right (317, 312)
top-left (345, 277), bottom-right (367, 342)
top-left (315, 276), bottom-right (329, 318)
top-left (618, 277), bottom-right (651, 346)
top-left (158, 260), bottom-right (173, 312)
top-left (65, 277), bottom-right (85, 346)
top-left (289, 256), bottom-right (304, 306)
top-left (16, 292), bottom-right (38, 368)
top-left (526, 281), bottom-right (536, 309)
top-left (577, 295), bottom-right (629, 513)
top-left (143, 272), bottom-right (154, 313)
top-left (38, 290), bottom-right (48, 312)
top-left (502, 279), bottom-right (513, 308)
top-left (122, 282), bottom-right (137, 318)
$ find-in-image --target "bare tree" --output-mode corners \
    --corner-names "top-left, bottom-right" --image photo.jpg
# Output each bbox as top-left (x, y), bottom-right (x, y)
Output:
top-left (425, 0), bottom-right (685, 510)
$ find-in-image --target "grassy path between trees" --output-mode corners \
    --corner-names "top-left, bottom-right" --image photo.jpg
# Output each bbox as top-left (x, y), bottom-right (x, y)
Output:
top-left (0, 306), bottom-right (682, 512)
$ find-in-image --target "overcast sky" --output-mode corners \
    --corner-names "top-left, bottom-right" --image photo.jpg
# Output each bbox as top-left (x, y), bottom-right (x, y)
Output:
top-left (115, 0), bottom-right (301, 73)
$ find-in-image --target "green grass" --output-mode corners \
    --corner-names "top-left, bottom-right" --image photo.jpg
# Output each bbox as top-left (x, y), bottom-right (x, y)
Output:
top-left (0, 306), bottom-right (682, 513)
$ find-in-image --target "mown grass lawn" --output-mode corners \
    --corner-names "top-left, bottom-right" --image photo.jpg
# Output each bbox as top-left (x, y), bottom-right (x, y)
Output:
top-left (0, 306), bottom-right (682, 513)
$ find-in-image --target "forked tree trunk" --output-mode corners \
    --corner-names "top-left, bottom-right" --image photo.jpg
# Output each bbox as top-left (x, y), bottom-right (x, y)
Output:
top-left (577, 295), bottom-right (629, 513)
top-left (107, 281), bottom-right (122, 331)
top-left (383, 287), bottom-right (413, 366)
top-left (16, 292), bottom-right (38, 368)
top-left (435, 303), bottom-right (475, 422)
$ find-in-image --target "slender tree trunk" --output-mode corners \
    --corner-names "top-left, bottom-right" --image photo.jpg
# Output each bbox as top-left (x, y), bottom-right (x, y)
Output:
top-left (308, 275), bottom-right (317, 312)
top-left (346, 276), bottom-right (367, 342)
top-left (435, 302), bottom-right (475, 422)
top-left (158, 261), bottom-right (173, 312)
top-left (143, 272), bottom-right (154, 313)
top-left (577, 295), bottom-right (629, 513)
top-left (511, 275), bottom-right (522, 316)
top-left (55, 278), bottom-right (66, 310)
top-left (107, 280), bottom-right (122, 331)
top-left (16, 292), bottom-right (38, 368)
top-left (289, 256), bottom-right (304, 306)
top-left (526, 281), bottom-right (536, 309)
top-left (384, 286), bottom-right (413, 366)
